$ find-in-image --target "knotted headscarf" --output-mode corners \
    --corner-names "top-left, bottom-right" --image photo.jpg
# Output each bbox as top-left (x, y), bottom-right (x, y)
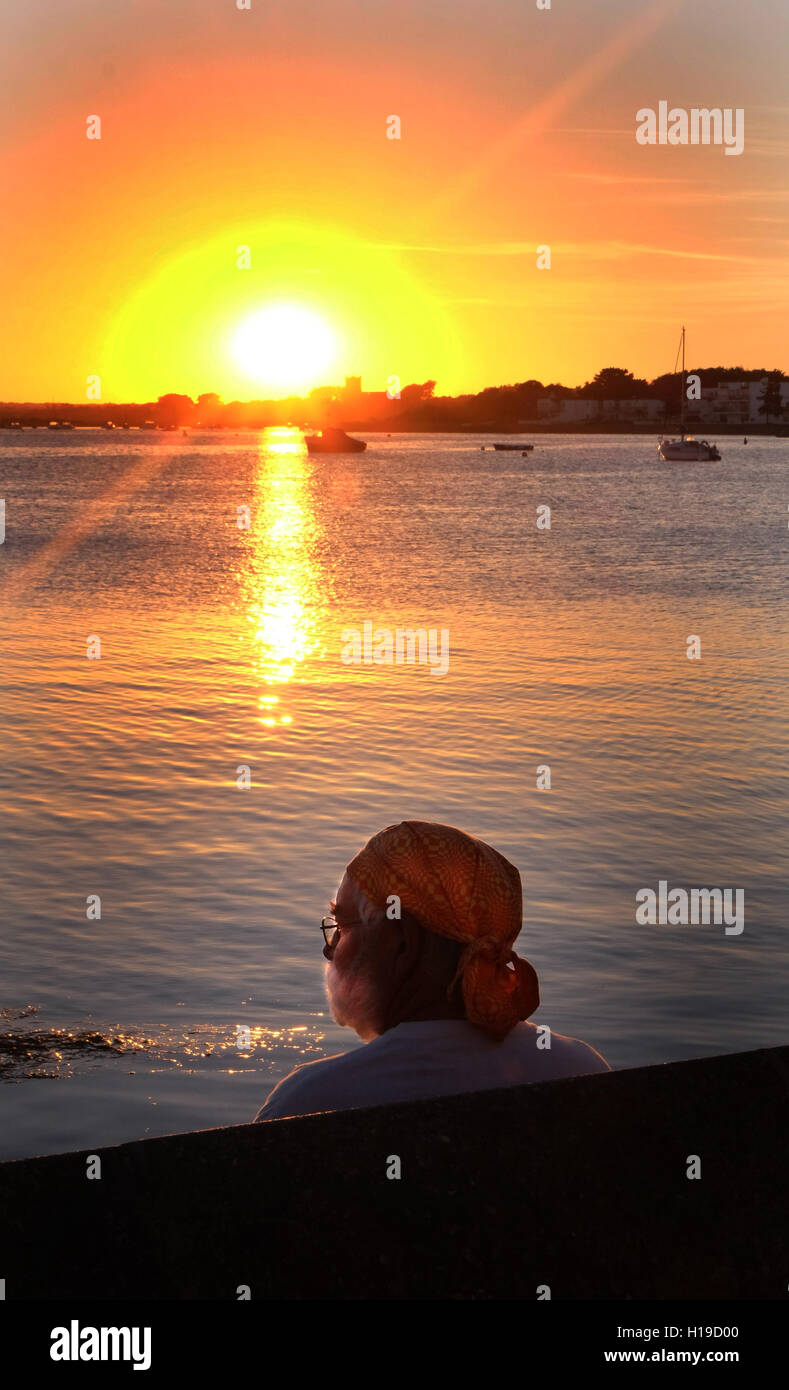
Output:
top-left (346, 821), bottom-right (539, 1040)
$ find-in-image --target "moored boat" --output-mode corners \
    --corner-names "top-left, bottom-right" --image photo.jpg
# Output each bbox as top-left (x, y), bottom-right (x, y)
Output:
top-left (304, 427), bottom-right (366, 454)
top-left (658, 327), bottom-right (721, 462)
top-left (658, 437), bottom-right (721, 461)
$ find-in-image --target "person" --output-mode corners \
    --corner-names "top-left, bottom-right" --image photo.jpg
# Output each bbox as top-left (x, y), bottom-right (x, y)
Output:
top-left (254, 821), bottom-right (610, 1122)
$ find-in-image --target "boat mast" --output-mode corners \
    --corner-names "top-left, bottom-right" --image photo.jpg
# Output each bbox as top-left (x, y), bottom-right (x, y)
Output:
top-left (680, 325), bottom-right (686, 440)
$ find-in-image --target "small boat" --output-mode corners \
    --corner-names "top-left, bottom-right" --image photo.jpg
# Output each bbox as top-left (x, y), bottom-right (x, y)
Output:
top-left (658, 327), bottom-right (721, 462)
top-left (659, 437), bottom-right (721, 461)
top-left (304, 427), bottom-right (366, 454)
top-left (493, 442), bottom-right (534, 451)
top-left (47, 420), bottom-right (75, 430)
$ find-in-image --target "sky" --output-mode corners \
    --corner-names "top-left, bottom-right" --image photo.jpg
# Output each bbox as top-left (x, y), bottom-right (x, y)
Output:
top-left (1, 0), bottom-right (788, 401)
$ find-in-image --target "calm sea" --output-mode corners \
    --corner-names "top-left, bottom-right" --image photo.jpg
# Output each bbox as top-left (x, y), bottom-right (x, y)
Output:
top-left (1, 429), bottom-right (787, 1160)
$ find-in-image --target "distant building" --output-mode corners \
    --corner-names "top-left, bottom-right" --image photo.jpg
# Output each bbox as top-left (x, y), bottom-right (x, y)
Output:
top-left (537, 397), bottom-right (591, 422)
top-left (702, 380), bottom-right (783, 422)
top-left (311, 376), bottom-right (367, 401)
top-left (307, 375), bottom-right (396, 423)
top-left (537, 379), bottom-right (788, 427)
top-left (537, 397), bottom-right (664, 423)
top-left (686, 380), bottom-right (749, 426)
top-left (688, 379), bottom-right (789, 425)
top-left (624, 400), bottom-right (666, 422)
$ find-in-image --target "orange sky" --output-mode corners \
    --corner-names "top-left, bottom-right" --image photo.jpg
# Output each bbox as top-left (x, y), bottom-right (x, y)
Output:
top-left (2, 0), bottom-right (788, 400)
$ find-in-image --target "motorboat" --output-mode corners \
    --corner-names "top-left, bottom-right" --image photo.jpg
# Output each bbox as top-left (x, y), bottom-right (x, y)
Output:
top-left (658, 437), bottom-right (721, 461)
top-left (493, 442), bottom-right (534, 451)
top-left (304, 427), bottom-right (366, 454)
top-left (658, 327), bottom-right (721, 462)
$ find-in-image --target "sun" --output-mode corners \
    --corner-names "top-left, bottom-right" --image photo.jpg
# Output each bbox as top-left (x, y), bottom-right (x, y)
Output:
top-left (230, 303), bottom-right (338, 394)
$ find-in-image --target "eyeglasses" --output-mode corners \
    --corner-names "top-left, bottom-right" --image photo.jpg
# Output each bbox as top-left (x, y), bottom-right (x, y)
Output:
top-left (321, 915), bottom-right (341, 949)
top-left (320, 914), bottom-right (363, 951)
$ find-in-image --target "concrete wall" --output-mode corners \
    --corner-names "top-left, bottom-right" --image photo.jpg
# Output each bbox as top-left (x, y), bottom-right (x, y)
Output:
top-left (1, 1044), bottom-right (787, 1300)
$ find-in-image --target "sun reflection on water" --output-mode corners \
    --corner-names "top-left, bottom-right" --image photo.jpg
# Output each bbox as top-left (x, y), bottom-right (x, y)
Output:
top-left (246, 429), bottom-right (324, 726)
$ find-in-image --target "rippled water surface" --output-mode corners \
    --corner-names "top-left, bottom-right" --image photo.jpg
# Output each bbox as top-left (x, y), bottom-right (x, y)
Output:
top-left (1, 430), bottom-right (787, 1159)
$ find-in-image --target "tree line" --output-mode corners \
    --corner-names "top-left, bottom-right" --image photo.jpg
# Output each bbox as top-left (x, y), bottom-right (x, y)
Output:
top-left (2, 366), bottom-right (785, 429)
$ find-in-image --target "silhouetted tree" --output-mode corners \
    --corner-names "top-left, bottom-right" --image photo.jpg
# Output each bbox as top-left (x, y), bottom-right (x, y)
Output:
top-left (156, 393), bottom-right (194, 425)
top-left (585, 367), bottom-right (637, 398)
top-left (196, 392), bottom-right (223, 425)
top-left (400, 380), bottom-right (437, 405)
top-left (758, 372), bottom-right (784, 425)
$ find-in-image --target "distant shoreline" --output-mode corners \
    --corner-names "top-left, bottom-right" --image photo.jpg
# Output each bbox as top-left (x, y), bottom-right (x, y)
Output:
top-left (0, 423), bottom-right (784, 437)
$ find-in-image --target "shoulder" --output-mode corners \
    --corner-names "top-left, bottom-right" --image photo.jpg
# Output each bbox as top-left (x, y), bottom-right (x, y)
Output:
top-left (507, 1021), bottom-right (612, 1076)
top-left (543, 1027), bottom-right (612, 1074)
top-left (254, 1046), bottom-right (364, 1122)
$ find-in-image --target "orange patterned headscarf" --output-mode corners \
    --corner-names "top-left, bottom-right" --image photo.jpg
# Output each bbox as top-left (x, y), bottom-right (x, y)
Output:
top-left (346, 821), bottom-right (539, 1040)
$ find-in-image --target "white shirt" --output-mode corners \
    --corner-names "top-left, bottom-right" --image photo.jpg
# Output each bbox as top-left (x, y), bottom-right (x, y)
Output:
top-left (254, 1019), bottom-right (611, 1121)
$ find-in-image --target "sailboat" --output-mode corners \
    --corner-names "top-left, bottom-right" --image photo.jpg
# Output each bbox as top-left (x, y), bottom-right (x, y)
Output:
top-left (658, 327), bottom-right (721, 461)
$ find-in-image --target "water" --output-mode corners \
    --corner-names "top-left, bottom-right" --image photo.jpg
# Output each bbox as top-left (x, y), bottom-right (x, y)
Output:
top-left (1, 430), bottom-right (787, 1160)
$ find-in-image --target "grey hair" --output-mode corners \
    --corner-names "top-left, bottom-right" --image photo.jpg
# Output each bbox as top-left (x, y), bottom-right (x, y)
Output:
top-left (346, 875), bottom-right (466, 1006)
top-left (351, 881), bottom-right (388, 931)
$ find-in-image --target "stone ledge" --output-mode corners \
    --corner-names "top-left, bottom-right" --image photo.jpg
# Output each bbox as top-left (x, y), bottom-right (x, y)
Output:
top-left (1, 1044), bottom-right (788, 1299)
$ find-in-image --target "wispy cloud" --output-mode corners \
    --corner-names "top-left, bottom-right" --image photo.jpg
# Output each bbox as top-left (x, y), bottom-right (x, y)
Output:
top-left (641, 187), bottom-right (789, 205)
top-left (559, 241), bottom-right (762, 264)
top-left (367, 238), bottom-right (774, 266)
top-left (542, 127), bottom-right (634, 136)
top-left (565, 170), bottom-right (696, 185)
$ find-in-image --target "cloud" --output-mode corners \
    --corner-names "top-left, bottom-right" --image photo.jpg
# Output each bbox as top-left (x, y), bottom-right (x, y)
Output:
top-left (565, 170), bottom-right (696, 185)
top-left (367, 238), bottom-right (778, 267)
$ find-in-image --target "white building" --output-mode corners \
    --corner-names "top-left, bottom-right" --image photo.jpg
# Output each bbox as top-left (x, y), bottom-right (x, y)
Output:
top-left (537, 397), bottom-right (664, 423)
top-left (538, 379), bottom-right (788, 427)
top-left (686, 379), bottom-right (788, 426)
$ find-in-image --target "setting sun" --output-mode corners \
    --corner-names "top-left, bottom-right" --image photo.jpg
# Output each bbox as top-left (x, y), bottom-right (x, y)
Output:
top-left (96, 220), bottom-right (466, 402)
top-left (231, 304), bottom-right (338, 394)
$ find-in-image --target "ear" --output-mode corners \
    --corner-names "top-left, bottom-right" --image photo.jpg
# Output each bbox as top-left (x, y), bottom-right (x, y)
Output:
top-left (384, 912), bottom-right (422, 973)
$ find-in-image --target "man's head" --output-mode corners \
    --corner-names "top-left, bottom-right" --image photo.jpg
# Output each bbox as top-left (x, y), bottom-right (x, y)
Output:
top-left (324, 821), bottom-right (539, 1041)
top-left (324, 870), bottom-right (466, 1040)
